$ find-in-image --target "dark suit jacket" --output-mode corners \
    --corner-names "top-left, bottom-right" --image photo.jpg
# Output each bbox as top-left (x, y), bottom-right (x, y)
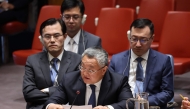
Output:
top-left (0, 0), bottom-right (31, 24)
top-left (77, 30), bottom-right (101, 55)
top-left (109, 49), bottom-right (174, 109)
top-left (44, 70), bottom-right (134, 109)
top-left (23, 50), bottom-right (81, 109)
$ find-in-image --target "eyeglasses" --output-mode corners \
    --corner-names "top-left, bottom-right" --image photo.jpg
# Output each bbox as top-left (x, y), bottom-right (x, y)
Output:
top-left (43, 33), bottom-right (63, 40)
top-left (130, 36), bottom-right (152, 44)
top-left (62, 14), bottom-right (81, 21)
top-left (78, 64), bottom-right (104, 74)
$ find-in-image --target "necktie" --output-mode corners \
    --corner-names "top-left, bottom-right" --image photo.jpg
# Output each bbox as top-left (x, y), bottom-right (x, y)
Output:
top-left (134, 57), bottom-right (144, 94)
top-left (88, 85), bottom-right (96, 108)
top-left (69, 38), bottom-right (75, 52)
top-left (136, 57), bottom-right (144, 81)
top-left (50, 58), bottom-right (59, 84)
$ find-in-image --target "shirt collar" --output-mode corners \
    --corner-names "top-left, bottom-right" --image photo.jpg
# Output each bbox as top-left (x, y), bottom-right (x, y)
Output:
top-left (48, 50), bottom-right (64, 62)
top-left (131, 49), bottom-right (149, 62)
top-left (86, 79), bottom-right (102, 89)
top-left (65, 29), bottom-right (81, 45)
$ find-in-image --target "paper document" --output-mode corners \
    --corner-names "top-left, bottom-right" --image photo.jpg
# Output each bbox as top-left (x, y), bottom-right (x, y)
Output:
top-left (62, 105), bottom-right (92, 109)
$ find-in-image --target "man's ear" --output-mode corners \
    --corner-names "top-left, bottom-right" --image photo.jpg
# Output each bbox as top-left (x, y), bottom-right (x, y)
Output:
top-left (102, 66), bottom-right (108, 76)
top-left (151, 34), bottom-right (155, 41)
top-left (63, 33), bottom-right (67, 38)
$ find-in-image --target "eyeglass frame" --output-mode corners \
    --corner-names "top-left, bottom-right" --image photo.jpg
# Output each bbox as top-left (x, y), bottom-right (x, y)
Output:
top-left (129, 35), bottom-right (153, 44)
top-left (42, 33), bottom-right (63, 40)
top-left (62, 14), bottom-right (82, 21)
top-left (78, 64), bottom-right (105, 74)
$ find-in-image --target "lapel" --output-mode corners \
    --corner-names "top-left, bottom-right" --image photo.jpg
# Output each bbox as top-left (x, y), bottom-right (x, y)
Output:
top-left (143, 49), bottom-right (157, 91)
top-left (123, 50), bottom-right (131, 77)
top-left (97, 71), bottom-right (111, 105)
top-left (39, 52), bottom-right (52, 86)
top-left (78, 30), bottom-right (87, 55)
top-left (76, 76), bottom-right (86, 105)
top-left (57, 51), bottom-right (72, 82)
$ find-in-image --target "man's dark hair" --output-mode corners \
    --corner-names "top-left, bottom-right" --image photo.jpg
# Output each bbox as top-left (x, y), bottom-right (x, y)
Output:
top-left (61, 0), bottom-right (85, 15)
top-left (130, 18), bottom-right (154, 36)
top-left (39, 18), bottom-right (66, 35)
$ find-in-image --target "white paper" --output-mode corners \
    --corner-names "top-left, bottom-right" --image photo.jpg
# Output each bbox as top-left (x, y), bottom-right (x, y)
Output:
top-left (62, 105), bottom-right (92, 109)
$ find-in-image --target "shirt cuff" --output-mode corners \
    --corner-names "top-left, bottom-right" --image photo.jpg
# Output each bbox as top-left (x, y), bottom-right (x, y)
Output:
top-left (43, 88), bottom-right (49, 93)
top-left (46, 103), bottom-right (54, 109)
top-left (107, 105), bottom-right (114, 109)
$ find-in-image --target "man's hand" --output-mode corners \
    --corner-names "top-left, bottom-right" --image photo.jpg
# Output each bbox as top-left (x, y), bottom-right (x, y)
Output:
top-left (47, 104), bottom-right (64, 109)
top-left (181, 97), bottom-right (190, 109)
top-left (0, 1), bottom-right (14, 10)
top-left (93, 105), bottom-right (109, 109)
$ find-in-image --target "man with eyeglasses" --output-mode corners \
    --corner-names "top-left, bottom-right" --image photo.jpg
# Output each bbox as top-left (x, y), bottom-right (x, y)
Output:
top-left (109, 18), bottom-right (174, 109)
top-left (43, 47), bottom-right (134, 109)
top-left (60, 0), bottom-right (101, 54)
top-left (23, 18), bottom-right (81, 109)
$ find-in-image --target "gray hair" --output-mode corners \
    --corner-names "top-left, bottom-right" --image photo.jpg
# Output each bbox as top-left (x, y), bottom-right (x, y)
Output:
top-left (82, 47), bottom-right (108, 67)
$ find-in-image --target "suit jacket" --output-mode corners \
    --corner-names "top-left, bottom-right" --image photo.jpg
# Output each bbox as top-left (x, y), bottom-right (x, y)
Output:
top-left (23, 50), bottom-right (81, 109)
top-left (43, 70), bottom-right (134, 109)
top-left (0, 0), bottom-right (31, 24)
top-left (109, 49), bottom-right (174, 109)
top-left (77, 30), bottom-right (101, 55)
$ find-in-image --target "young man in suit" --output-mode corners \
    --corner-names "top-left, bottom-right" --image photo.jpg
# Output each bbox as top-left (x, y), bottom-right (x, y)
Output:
top-left (23, 18), bottom-right (81, 109)
top-left (61, 0), bottom-right (101, 55)
top-left (43, 47), bottom-right (134, 109)
top-left (109, 18), bottom-right (174, 109)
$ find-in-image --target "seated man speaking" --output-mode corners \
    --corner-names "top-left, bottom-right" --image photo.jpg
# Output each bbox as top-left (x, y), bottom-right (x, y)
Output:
top-left (44, 47), bottom-right (134, 109)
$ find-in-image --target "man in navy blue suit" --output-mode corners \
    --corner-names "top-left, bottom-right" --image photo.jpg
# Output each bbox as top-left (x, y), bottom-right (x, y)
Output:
top-left (109, 18), bottom-right (174, 109)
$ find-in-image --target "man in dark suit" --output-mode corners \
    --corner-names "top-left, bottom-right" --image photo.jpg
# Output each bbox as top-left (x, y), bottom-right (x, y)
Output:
top-left (43, 47), bottom-right (134, 109)
top-left (61, 0), bottom-right (101, 55)
top-left (0, 0), bottom-right (31, 25)
top-left (109, 18), bottom-right (174, 109)
top-left (23, 18), bottom-right (81, 109)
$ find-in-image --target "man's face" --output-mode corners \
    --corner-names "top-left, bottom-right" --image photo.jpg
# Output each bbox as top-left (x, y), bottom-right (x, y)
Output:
top-left (61, 6), bottom-right (82, 35)
top-left (129, 26), bottom-right (153, 56)
top-left (80, 55), bottom-right (107, 84)
top-left (42, 22), bottom-right (66, 57)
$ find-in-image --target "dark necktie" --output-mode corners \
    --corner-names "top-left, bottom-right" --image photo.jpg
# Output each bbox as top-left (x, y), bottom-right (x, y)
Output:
top-left (136, 57), bottom-right (144, 81)
top-left (134, 57), bottom-right (144, 94)
top-left (50, 58), bottom-right (59, 84)
top-left (88, 84), bottom-right (96, 108)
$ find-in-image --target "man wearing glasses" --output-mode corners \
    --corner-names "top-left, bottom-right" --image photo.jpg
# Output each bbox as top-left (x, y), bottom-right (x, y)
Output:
top-left (60, 0), bottom-right (101, 55)
top-left (43, 47), bottom-right (134, 109)
top-left (109, 18), bottom-right (174, 109)
top-left (23, 18), bottom-right (81, 109)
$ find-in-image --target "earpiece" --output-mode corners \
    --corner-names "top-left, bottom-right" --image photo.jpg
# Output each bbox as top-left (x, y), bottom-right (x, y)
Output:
top-left (38, 35), bottom-right (44, 44)
top-left (81, 14), bottom-right (87, 25)
top-left (127, 30), bottom-right (131, 40)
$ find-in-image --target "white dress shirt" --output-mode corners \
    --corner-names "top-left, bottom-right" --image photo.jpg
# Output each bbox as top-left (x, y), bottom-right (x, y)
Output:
top-left (42, 51), bottom-right (64, 93)
top-left (64, 30), bottom-right (81, 53)
top-left (128, 49), bottom-right (149, 97)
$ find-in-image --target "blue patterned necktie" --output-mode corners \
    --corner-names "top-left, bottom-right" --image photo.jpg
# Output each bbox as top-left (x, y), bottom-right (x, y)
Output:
top-left (88, 84), bottom-right (96, 108)
top-left (50, 58), bottom-right (59, 84)
top-left (134, 57), bottom-right (144, 93)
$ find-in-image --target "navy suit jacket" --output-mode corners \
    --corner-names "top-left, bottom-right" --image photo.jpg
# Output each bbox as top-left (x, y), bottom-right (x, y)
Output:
top-left (23, 50), bottom-right (81, 109)
top-left (78, 30), bottom-right (101, 55)
top-left (44, 70), bottom-right (134, 109)
top-left (109, 49), bottom-right (174, 109)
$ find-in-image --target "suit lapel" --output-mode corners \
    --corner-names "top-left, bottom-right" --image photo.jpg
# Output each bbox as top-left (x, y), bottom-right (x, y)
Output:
top-left (39, 52), bottom-right (52, 86)
top-left (97, 71), bottom-right (111, 105)
top-left (143, 49), bottom-right (156, 91)
top-left (57, 51), bottom-right (71, 82)
top-left (76, 76), bottom-right (86, 105)
top-left (123, 50), bottom-right (131, 77)
top-left (78, 30), bottom-right (87, 55)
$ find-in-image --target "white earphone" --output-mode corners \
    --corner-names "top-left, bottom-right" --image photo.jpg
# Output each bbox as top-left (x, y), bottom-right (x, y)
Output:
top-left (81, 14), bottom-right (87, 25)
top-left (39, 35), bottom-right (44, 44)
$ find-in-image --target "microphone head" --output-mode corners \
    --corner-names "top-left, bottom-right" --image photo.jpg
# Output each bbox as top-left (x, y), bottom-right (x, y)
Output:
top-left (76, 90), bottom-right (80, 95)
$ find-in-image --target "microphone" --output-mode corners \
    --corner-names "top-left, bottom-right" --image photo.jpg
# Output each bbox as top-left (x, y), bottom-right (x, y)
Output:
top-left (70, 90), bottom-right (80, 109)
